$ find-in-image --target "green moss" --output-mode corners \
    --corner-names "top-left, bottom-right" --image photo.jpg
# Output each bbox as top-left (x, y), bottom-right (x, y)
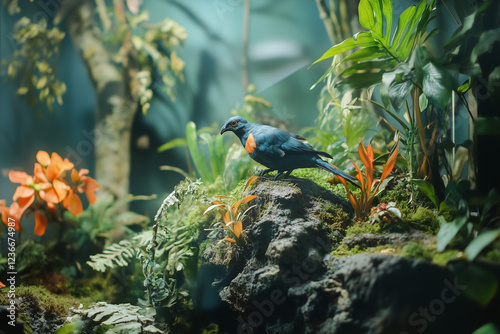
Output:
top-left (292, 168), bottom-right (350, 198)
top-left (432, 250), bottom-right (463, 266)
top-left (401, 241), bottom-right (436, 260)
top-left (379, 182), bottom-right (414, 218)
top-left (409, 206), bottom-right (439, 232)
top-left (318, 202), bottom-right (352, 231)
top-left (331, 244), bottom-right (392, 257)
top-left (346, 222), bottom-right (382, 236)
top-left (0, 285), bottom-right (80, 334)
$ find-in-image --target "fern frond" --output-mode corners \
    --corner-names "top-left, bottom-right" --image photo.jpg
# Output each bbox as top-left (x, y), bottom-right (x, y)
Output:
top-left (87, 231), bottom-right (152, 272)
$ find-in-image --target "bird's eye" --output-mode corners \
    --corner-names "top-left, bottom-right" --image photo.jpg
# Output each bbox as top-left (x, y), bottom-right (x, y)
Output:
top-left (230, 120), bottom-right (238, 127)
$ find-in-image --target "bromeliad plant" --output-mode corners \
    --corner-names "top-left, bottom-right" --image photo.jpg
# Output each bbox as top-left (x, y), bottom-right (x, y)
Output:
top-left (335, 140), bottom-right (399, 220)
top-left (204, 176), bottom-right (258, 244)
top-left (1, 151), bottom-right (100, 236)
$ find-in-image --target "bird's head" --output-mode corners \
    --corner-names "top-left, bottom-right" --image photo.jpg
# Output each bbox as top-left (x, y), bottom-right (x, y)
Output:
top-left (220, 116), bottom-right (249, 136)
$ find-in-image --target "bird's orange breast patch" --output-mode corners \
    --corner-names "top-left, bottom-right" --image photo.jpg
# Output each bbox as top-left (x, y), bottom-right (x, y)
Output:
top-left (245, 133), bottom-right (257, 154)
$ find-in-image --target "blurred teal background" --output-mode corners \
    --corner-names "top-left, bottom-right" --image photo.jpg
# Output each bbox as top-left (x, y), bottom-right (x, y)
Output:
top-left (0, 0), bottom-right (331, 216)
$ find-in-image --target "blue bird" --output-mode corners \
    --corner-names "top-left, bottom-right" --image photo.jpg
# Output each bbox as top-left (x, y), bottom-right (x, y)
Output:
top-left (220, 116), bottom-right (360, 187)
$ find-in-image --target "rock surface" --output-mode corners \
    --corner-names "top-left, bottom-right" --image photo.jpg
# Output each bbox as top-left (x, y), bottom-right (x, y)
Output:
top-left (200, 179), bottom-right (499, 334)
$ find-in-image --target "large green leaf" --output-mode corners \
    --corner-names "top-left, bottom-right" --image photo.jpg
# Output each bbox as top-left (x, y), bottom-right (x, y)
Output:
top-left (336, 72), bottom-right (384, 95)
top-left (186, 122), bottom-right (213, 183)
top-left (465, 229), bottom-right (500, 261)
top-left (391, 5), bottom-right (417, 53)
top-left (473, 323), bottom-right (500, 334)
top-left (339, 59), bottom-right (398, 76)
top-left (380, 0), bottom-right (393, 41)
top-left (397, 0), bottom-right (427, 60)
top-left (359, 0), bottom-right (376, 31)
top-left (414, 179), bottom-right (439, 208)
top-left (157, 138), bottom-right (187, 152)
top-left (422, 61), bottom-right (452, 110)
top-left (471, 28), bottom-right (500, 63)
top-left (342, 46), bottom-right (386, 63)
top-left (389, 79), bottom-right (413, 111)
top-left (448, 261), bottom-right (498, 308)
top-left (436, 215), bottom-right (468, 252)
top-left (314, 32), bottom-right (375, 64)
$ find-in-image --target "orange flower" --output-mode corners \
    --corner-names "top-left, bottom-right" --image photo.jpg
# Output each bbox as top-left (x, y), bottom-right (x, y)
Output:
top-left (71, 168), bottom-right (100, 204)
top-left (1, 201), bottom-right (22, 230)
top-left (62, 189), bottom-right (83, 216)
top-left (37, 151), bottom-right (74, 181)
top-left (34, 211), bottom-right (48, 236)
top-left (5, 151), bottom-right (100, 236)
top-left (9, 170), bottom-right (35, 215)
top-left (35, 151), bottom-right (73, 205)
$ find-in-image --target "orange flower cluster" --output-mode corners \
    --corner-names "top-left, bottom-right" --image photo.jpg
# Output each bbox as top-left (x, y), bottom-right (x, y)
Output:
top-left (0, 151), bottom-right (100, 236)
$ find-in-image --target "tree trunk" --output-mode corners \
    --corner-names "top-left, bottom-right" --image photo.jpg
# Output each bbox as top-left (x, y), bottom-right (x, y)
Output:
top-left (62, 0), bottom-right (137, 201)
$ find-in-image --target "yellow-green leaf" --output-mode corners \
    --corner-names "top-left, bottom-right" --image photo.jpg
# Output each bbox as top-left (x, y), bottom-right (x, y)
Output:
top-left (17, 87), bottom-right (28, 95)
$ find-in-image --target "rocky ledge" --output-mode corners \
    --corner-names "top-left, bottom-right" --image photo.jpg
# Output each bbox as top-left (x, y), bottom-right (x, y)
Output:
top-left (199, 179), bottom-right (500, 334)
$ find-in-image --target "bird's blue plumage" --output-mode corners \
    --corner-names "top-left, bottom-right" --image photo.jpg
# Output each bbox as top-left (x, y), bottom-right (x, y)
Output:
top-left (220, 116), bottom-right (359, 187)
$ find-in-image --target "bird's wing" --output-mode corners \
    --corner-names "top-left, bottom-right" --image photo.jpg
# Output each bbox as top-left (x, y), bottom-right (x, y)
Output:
top-left (253, 126), bottom-right (332, 159)
top-left (252, 126), bottom-right (288, 157)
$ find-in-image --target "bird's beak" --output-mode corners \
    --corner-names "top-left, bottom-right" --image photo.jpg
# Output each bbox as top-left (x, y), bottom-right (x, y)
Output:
top-left (220, 125), bottom-right (228, 135)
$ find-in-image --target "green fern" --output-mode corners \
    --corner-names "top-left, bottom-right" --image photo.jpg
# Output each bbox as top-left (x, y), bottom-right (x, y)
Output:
top-left (144, 178), bottom-right (206, 309)
top-left (71, 302), bottom-right (163, 334)
top-left (87, 231), bottom-right (153, 272)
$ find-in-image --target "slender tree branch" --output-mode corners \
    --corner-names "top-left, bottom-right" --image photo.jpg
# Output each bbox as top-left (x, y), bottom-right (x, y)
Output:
top-left (242, 0), bottom-right (250, 91)
top-left (315, 0), bottom-right (336, 44)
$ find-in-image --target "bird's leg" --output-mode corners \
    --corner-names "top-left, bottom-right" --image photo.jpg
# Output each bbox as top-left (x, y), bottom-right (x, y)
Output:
top-left (258, 169), bottom-right (274, 177)
top-left (271, 172), bottom-right (283, 181)
top-left (282, 170), bottom-right (292, 178)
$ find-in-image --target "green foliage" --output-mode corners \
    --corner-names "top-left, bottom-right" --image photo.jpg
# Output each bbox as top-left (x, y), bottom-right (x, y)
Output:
top-left (232, 84), bottom-right (272, 122)
top-left (204, 176), bottom-right (259, 245)
top-left (473, 323), bottom-right (500, 334)
top-left (158, 90), bottom-right (269, 187)
top-left (3, 2), bottom-right (187, 114)
top-left (301, 91), bottom-right (375, 170)
top-left (436, 180), bottom-right (500, 261)
top-left (313, 0), bottom-right (456, 190)
top-left (444, 1), bottom-right (500, 78)
top-left (314, 0), bottom-right (437, 95)
top-left (14, 240), bottom-right (48, 273)
top-left (87, 232), bottom-right (152, 272)
top-left (126, 16), bottom-right (187, 113)
top-left (65, 194), bottom-right (153, 249)
top-left (70, 302), bottom-right (163, 334)
top-left (158, 122), bottom-right (225, 184)
top-left (448, 261), bottom-right (498, 308)
top-left (336, 140), bottom-right (399, 219)
top-left (142, 178), bottom-right (207, 311)
top-left (4, 17), bottom-right (66, 112)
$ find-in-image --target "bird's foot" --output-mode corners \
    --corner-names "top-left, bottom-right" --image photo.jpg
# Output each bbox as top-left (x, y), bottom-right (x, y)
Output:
top-left (258, 169), bottom-right (273, 177)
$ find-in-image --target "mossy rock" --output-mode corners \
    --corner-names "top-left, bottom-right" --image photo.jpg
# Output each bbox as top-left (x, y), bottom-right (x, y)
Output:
top-left (0, 285), bottom-right (80, 334)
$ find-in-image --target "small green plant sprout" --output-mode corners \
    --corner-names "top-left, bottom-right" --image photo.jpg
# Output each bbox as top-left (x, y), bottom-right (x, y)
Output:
top-left (369, 202), bottom-right (401, 225)
top-left (203, 176), bottom-right (258, 244)
top-left (335, 140), bottom-right (399, 220)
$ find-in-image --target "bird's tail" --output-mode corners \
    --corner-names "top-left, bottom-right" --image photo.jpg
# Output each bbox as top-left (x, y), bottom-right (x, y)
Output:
top-left (315, 158), bottom-right (360, 188)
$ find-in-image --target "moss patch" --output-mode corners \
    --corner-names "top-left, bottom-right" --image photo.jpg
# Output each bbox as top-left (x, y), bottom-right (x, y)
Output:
top-left (0, 285), bottom-right (80, 334)
top-left (346, 222), bottom-right (382, 236)
top-left (332, 244), bottom-right (394, 257)
top-left (409, 206), bottom-right (439, 232)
